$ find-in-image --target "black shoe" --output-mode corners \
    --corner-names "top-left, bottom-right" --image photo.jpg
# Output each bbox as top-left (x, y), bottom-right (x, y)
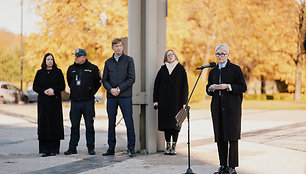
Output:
top-left (88, 149), bottom-right (96, 155)
top-left (102, 149), bottom-right (115, 156)
top-left (224, 167), bottom-right (236, 174)
top-left (64, 148), bottom-right (77, 155)
top-left (213, 165), bottom-right (226, 174)
top-left (41, 153), bottom-right (48, 157)
top-left (49, 153), bottom-right (56, 156)
top-left (170, 142), bottom-right (176, 155)
top-left (163, 148), bottom-right (171, 155)
top-left (170, 148), bottom-right (176, 155)
top-left (164, 142), bottom-right (171, 155)
top-left (129, 150), bottom-right (136, 157)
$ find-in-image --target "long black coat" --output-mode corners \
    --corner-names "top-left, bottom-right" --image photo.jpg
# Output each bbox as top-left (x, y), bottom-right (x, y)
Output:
top-left (153, 63), bottom-right (188, 131)
top-left (206, 60), bottom-right (247, 142)
top-left (33, 68), bottom-right (65, 141)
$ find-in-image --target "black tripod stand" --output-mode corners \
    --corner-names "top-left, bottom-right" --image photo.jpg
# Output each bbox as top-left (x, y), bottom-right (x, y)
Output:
top-left (176, 68), bottom-right (206, 174)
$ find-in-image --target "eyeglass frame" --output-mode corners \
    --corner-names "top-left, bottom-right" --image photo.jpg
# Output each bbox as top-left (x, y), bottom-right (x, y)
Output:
top-left (167, 53), bottom-right (175, 57)
top-left (215, 53), bottom-right (228, 57)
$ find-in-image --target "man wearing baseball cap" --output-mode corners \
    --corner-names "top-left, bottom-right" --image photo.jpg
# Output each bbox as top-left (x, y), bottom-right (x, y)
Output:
top-left (65, 48), bottom-right (101, 155)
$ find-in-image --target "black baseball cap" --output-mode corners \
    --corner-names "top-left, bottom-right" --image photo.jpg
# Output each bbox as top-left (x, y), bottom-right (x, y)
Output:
top-left (74, 48), bottom-right (87, 57)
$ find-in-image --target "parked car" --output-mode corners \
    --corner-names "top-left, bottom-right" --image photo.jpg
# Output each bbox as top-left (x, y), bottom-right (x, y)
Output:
top-left (25, 88), bottom-right (70, 102)
top-left (0, 81), bottom-right (29, 104)
top-left (25, 88), bottom-right (38, 103)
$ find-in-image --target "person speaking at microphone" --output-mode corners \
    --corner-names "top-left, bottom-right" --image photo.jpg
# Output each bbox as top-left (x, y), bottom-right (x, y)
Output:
top-left (153, 49), bottom-right (189, 155)
top-left (196, 62), bottom-right (216, 70)
top-left (206, 44), bottom-right (247, 174)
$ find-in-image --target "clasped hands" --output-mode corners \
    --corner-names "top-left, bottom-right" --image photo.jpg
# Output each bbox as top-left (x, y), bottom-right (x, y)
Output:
top-left (209, 84), bottom-right (229, 91)
top-left (44, 88), bottom-right (55, 96)
top-left (110, 88), bottom-right (120, 97)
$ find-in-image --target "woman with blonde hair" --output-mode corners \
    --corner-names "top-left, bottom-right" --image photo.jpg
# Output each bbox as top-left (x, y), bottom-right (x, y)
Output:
top-left (153, 49), bottom-right (188, 155)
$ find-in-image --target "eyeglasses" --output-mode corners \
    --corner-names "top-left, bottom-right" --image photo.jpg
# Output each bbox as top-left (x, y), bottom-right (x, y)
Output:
top-left (215, 53), bottom-right (227, 57)
top-left (167, 53), bottom-right (174, 57)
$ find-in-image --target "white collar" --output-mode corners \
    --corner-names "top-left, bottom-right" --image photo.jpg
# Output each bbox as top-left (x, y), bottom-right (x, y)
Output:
top-left (165, 60), bottom-right (178, 75)
top-left (114, 53), bottom-right (122, 61)
top-left (218, 60), bottom-right (228, 69)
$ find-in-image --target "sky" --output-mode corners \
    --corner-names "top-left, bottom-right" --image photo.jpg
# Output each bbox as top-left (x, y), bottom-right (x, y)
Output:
top-left (0, 0), bottom-right (41, 35)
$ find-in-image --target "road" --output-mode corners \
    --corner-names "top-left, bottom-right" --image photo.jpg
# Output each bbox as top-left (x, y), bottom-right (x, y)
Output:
top-left (0, 103), bottom-right (305, 174)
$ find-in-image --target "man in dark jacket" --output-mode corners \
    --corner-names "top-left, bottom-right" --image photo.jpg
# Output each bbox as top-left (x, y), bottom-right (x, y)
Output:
top-left (102, 38), bottom-right (136, 157)
top-left (206, 44), bottom-right (247, 174)
top-left (64, 48), bottom-right (101, 155)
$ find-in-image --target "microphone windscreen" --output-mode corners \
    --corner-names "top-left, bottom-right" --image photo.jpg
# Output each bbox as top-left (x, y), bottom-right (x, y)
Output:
top-left (154, 105), bottom-right (158, 110)
top-left (210, 62), bottom-right (216, 67)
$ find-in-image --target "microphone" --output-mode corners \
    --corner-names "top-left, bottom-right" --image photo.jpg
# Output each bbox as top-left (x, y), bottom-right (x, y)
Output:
top-left (154, 105), bottom-right (158, 110)
top-left (196, 62), bottom-right (216, 70)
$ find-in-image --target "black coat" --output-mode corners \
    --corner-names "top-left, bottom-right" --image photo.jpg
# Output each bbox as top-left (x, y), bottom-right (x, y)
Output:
top-left (67, 60), bottom-right (101, 101)
top-left (206, 60), bottom-right (247, 142)
top-left (33, 68), bottom-right (65, 141)
top-left (102, 53), bottom-right (135, 98)
top-left (153, 63), bottom-right (188, 131)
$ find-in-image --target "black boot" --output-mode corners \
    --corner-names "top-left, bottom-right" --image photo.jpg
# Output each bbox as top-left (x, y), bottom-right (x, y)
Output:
top-left (213, 166), bottom-right (226, 174)
top-left (164, 142), bottom-right (171, 155)
top-left (170, 142), bottom-right (176, 155)
top-left (224, 167), bottom-right (236, 174)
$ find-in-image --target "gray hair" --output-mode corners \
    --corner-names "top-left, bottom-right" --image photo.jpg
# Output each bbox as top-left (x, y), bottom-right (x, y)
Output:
top-left (215, 43), bottom-right (229, 54)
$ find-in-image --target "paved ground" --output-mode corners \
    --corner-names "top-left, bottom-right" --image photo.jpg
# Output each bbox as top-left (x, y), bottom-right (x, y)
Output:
top-left (0, 103), bottom-right (305, 174)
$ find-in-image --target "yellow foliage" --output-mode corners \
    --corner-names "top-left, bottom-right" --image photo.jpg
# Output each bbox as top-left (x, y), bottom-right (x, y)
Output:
top-left (1, 0), bottom-right (305, 96)
top-left (25, 0), bottom-right (129, 81)
top-left (187, 71), bottom-right (207, 103)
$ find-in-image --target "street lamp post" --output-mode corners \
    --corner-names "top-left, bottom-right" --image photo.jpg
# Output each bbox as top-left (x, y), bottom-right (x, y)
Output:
top-left (20, 0), bottom-right (23, 91)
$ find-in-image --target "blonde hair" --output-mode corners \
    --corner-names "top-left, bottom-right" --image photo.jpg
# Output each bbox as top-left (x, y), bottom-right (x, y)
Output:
top-left (215, 43), bottom-right (229, 54)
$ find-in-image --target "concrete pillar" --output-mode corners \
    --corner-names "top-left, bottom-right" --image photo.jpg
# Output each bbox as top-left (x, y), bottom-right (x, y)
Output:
top-left (128, 0), bottom-right (142, 152)
top-left (128, 0), bottom-right (167, 153)
top-left (145, 0), bottom-right (167, 153)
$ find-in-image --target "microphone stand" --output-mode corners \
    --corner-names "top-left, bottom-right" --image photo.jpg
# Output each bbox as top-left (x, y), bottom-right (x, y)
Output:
top-left (177, 68), bottom-right (205, 174)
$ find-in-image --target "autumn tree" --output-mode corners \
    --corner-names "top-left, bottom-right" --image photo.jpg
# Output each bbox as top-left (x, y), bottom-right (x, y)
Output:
top-left (167, 0), bottom-right (306, 100)
top-left (0, 30), bottom-right (32, 88)
top-left (14, 0), bottom-right (305, 101)
top-left (25, 0), bottom-right (128, 82)
top-left (289, 0), bottom-right (306, 100)
top-left (0, 31), bottom-right (20, 82)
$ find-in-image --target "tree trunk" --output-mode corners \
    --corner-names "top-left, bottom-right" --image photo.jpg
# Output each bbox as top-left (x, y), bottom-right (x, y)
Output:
top-left (295, 56), bottom-right (302, 101)
top-left (295, 4), bottom-right (305, 101)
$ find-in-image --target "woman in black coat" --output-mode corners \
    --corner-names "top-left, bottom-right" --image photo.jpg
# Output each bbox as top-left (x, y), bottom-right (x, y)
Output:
top-left (33, 53), bottom-right (65, 157)
top-left (153, 49), bottom-right (188, 155)
top-left (206, 44), bottom-right (247, 174)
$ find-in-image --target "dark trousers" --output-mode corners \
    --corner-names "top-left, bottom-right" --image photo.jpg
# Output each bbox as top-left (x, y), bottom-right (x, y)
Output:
top-left (217, 100), bottom-right (239, 167)
top-left (69, 100), bottom-right (95, 149)
top-left (107, 97), bottom-right (135, 151)
top-left (39, 140), bottom-right (60, 154)
top-left (217, 140), bottom-right (238, 167)
top-left (164, 129), bottom-right (179, 142)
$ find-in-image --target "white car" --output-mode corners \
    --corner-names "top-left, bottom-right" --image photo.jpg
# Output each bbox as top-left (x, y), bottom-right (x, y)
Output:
top-left (25, 88), bottom-right (38, 103)
top-left (0, 81), bottom-right (29, 104)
